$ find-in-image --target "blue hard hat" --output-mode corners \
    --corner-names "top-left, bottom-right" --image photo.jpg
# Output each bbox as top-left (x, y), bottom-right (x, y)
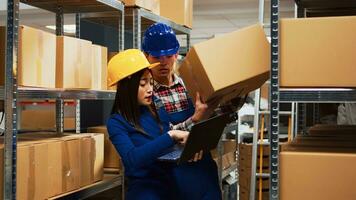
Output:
top-left (142, 23), bottom-right (180, 57)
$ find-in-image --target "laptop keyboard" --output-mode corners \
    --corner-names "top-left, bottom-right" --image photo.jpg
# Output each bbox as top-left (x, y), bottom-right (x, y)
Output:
top-left (158, 148), bottom-right (183, 160)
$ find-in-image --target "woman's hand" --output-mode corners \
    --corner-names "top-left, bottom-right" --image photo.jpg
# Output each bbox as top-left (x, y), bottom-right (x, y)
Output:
top-left (168, 130), bottom-right (189, 145)
top-left (188, 150), bottom-right (204, 162)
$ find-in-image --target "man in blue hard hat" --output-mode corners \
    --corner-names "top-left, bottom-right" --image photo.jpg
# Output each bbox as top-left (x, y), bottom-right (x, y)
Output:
top-left (142, 22), bottom-right (222, 200)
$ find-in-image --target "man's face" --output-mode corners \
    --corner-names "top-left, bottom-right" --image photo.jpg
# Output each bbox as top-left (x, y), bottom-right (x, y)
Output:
top-left (146, 54), bottom-right (178, 80)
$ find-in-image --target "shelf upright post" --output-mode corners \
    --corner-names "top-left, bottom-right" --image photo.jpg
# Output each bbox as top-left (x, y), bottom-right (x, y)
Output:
top-left (75, 13), bottom-right (81, 38)
top-left (132, 8), bottom-right (141, 49)
top-left (249, 89), bottom-right (261, 200)
top-left (119, 8), bottom-right (124, 51)
top-left (56, 5), bottom-right (64, 133)
top-left (270, 0), bottom-right (280, 199)
top-left (75, 13), bottom-right (81, 133)
top-left (4, 0), bottom-right (19, 199)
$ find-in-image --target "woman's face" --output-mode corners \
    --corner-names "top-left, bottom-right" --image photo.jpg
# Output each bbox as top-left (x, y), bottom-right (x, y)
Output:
top-left (137, 69), bottom-right (154, 106)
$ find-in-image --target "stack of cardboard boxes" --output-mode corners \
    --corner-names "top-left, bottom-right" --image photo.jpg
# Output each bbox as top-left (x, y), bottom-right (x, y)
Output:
top-left (280, 125), bottom-right (356, 200)
top-left (210, 140), bottom-right (237, 171)
top-left (0, 133), bottom-right (104, 199)
top-left (121, 0), bottom-right (193, 28)
top-left (88, 126), bottom-right (122, 170)
top-left (0, 26), bottom-right (108, 90)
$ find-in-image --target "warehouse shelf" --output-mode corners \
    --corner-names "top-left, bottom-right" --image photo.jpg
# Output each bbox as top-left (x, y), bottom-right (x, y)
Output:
top-left (20, 0), bottom-right (124, 14)
top-left (3, 0), bottom-right (124, 198)
top-left (295, 0), bottom-right (356, 17)
top-left (0, 87), bottom-right (116, 100)
top-left (49, 174), bottom-right (123, 200)
top-left (125, 7), bottom-right (191, 53)
top-left (295, 0), bottom-right (356, 10)
top-left (124, 7), bottom-right (191, 35)
top-left (264, 0), bottom-right (356, 199)
top-left (80, 7), bottom-right (191, 34)
top-left (279, 88), bottom-right (356, 103)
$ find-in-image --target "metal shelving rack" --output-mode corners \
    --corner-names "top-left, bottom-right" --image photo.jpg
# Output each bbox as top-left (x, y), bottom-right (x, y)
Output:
top-left (124, 7), bottom-right (191, 51)
top-left (268, 0), bottom-right (356, 199)
top-left (3, 0), bottom-right (124, 199)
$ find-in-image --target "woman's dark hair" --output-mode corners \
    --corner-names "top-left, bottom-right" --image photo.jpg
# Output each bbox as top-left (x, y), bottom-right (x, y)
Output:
top-left (111, 68), bottom-right (161, 134)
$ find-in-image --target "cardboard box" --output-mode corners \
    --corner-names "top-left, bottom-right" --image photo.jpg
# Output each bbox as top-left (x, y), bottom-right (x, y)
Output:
top-left (280, 16), bottom-right (356, 87)
top-left (0, 140), bottom-right (57, 200)
top-left (18, 26), bottom-right (56, 88)
top-left (47, 140), bottom-right (63, 197)
top-left (92, 44), bottom-right (108, 90)
top-left (280, 151), bottom-right (356, 200)
top-left (91, 133), bottom-right (104, 182)
top-left (179, 24), bottom-right (270, 105)
top-left (80, 136), bottom-right (93, 187)
top-left (123, 0), bottom-right (160, 15)
top-left (87, 126), bottom-right (122, 169)
top-left (308, 124), bottom-right (356, 135)
top-left (210, 140), bottom-right (236, 158)
top-left (0, 26), bottom-right (58, 88)
top-left (21, 109), bottom-right (75, 130)
top-left (56, 36), bottom-right (92, 89)
top-left (160, 0), bottom-right (193, 28)
top-left (19, 132), bottom-right (104, 187)
top-left (61, 137), bottom-right (81, 192)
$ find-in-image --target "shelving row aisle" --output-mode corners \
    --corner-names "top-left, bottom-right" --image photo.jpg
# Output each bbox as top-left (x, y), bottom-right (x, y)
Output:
top-left (267, 0), bottom-right (356, 199)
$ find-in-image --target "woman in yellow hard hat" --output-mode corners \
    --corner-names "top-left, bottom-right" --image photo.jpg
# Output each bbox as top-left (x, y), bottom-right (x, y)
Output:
top-left (106, 49), bottom-right (188, 200)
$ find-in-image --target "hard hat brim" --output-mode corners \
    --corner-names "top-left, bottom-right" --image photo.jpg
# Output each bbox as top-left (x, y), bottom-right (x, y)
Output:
top-left (146, 47), bottom-right (179, 57)
top-left (148, 62), bottom-right (160, 69)
top-left (108, 62), bottom-right (160, 87)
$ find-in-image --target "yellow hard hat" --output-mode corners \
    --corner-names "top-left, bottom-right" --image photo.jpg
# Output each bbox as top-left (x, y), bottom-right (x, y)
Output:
top-left (107, 49), bottom-right (159, 87)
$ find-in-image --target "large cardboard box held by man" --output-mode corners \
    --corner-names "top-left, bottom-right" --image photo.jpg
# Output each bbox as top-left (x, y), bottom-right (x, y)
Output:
top-left (280, 16), bottom-right (356, 87)
top-left (179, 24), bottom-right (270, 105)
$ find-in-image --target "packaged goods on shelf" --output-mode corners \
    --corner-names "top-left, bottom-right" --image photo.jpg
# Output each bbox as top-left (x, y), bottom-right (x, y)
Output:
top-left (0, 133), bottom-right (104, 198)
top-left (160, 0), bottom-right (193, 28)
top-left (280, 16), bottom-right (356, 87)
top-left (308, 124), bottom-right (356, 135)
top-left (122, 0), bottom-right (160, 15)
top-left (179, 24), bottom-right (270, 106)
top-left (0, 26), bottom-right (56, 88)
top-left (56, 36), bottom-right (92, 89)
top-left (280, 150), bottom-right (356, 200)
top-left (21, 109), bottom-right (75, 130)
top-left (210, 140), bottom-right (237, 158)
top-left (91, 44), bottom-right (108, 90)
top-left (88, 126), bottom-right (122, 169)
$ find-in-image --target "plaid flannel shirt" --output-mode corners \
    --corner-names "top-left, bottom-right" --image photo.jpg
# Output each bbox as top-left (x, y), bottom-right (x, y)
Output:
top-left (153, 74), bottom-right (194, 131)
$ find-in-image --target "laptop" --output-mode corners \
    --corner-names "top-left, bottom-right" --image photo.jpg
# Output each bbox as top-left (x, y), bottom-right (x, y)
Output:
top-left (158, 113), bottom-right (232, 164)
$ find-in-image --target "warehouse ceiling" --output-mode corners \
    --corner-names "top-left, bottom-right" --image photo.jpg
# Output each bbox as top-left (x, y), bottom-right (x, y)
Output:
top-left (0, 0), bottom-right (295, 44)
